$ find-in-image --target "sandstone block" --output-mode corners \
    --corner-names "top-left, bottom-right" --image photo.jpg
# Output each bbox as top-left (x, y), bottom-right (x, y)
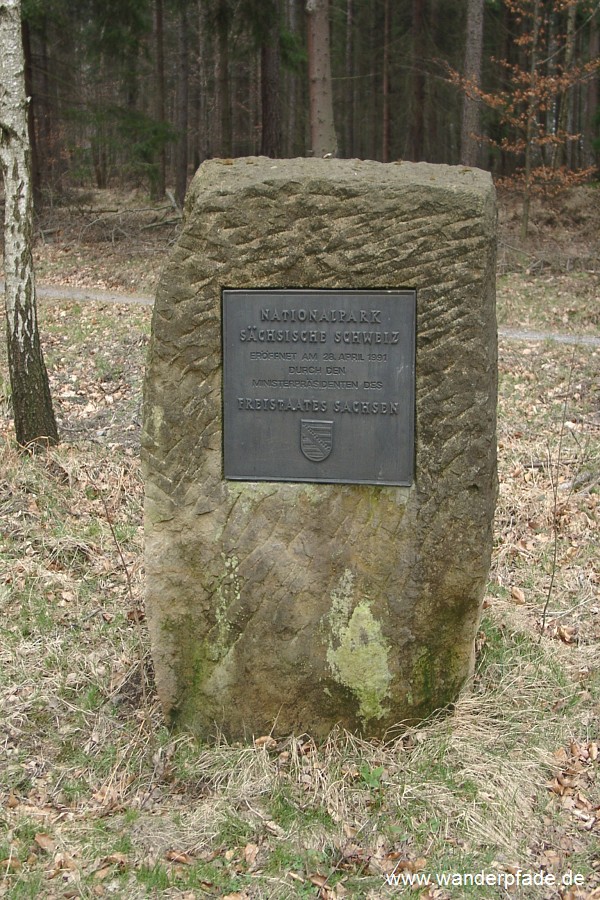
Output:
top-left (142, 157), bottom-right (497, 739)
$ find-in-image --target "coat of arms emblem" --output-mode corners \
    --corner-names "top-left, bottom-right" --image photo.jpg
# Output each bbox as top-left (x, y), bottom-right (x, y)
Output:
top-left (300, 419), bottom-right (333, 462)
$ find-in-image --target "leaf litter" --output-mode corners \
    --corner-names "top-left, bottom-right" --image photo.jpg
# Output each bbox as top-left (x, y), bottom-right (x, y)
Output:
top-left (0, 187), bottom-right (599, 898)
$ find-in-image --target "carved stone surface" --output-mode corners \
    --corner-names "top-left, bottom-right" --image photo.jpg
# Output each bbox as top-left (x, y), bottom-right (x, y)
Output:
top-left (142, 157), bottom-right (497, 739)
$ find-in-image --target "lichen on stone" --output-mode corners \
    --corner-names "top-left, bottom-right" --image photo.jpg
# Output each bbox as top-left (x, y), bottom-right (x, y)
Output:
top-left (208, 553), bottom-right (240, 660)
top-left (328, 568), bottom-right (355, 639)
top-left (326, 571), bottom-right (392, 722)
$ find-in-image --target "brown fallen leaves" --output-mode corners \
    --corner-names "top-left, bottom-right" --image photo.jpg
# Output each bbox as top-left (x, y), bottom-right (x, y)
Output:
top-left (511, 585), bottom-right (527, 605)
top-left (543, 621), bottom-right (581, 645)
top-left (92, 852), bottom-right (129, 881)
top-left (549, 740), bottom-right (599, 832)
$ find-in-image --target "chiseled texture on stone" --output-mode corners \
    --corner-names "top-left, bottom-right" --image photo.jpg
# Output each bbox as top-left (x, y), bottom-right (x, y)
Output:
top-left (142, 157), bottom-right (497, 739)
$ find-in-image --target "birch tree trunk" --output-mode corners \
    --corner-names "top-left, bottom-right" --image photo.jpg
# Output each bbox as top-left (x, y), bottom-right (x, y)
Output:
top-left (0, 0), bottom-right (58, 447)
top-left (306, 0), bottom-right (338, 157)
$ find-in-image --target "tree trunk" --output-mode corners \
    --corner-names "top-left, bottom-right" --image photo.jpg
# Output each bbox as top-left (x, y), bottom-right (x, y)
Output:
top-left (306, 0), bottom-right (337, 157)
top-left (154, 0), bottom-right (166, 198)
top-left (382, 0), bottom-right (390, 162)
top-left (175, 0), bottom-right (189, 206)
top-left (460, 0), bottom-right (484, 167)
top-left (260, 13), bottom-right (282, 157)
top-left (553, 1), bottom-right (576, 171)
top-left (0, 0), bottom-right (58, 446)
top-left (521, 0), bottom-right (540, 240)
top-left (407, 0), bottom-right (425, 161)
top-left (584, 8), bottom-right (599, 168)
top-left (216, 0), bottom-right (232, 157)
top-left (21, 18), bottom-right (41, 203)
top-left (197, 1), bottom-right (211, 162)
top-left (38, 16), bottom-right (55, 189)
top-left (344, 0), bottom-right (354, 157)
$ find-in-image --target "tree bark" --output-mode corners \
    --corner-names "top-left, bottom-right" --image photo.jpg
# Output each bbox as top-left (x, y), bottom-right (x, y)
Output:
top-left (21, 17), bottom-right (41, 203)
top-left (306, 0), bottom-right (337, 157)
top-left (284, 0), bottom-right (298, 155)
top-left (216, 0), bottom-right (232, 157)
top-left (344, 0), bottom-right (354, 157)
top-left (460, 0), bottom-right (484, 167)
top-left (521, 0), bottom-right (540, 240)
top-left (154, 0), bottom-right (166, 198)
top-left (197, 1), bottom-right (211, 162)
top-left (407, 0), bottom-right (425, 161)
top-left (553, 1), bottom-right (577, 171)
top-left (175, 0), bottom-right (189, 206)
top-left (260, 12), bottom-right (282, 157)
top-left (584, 8), bottom-right (599, 168)
top-left (0, 0), bottom-right (58, 446)
top-left (382, 0), bottom-right (390, 162)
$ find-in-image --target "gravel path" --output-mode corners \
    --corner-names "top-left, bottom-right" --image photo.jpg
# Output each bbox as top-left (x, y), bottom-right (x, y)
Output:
top-left (3, 281), bottom-right (599, 347)
top-left (36, 282), bottom-right (154, 306)
top-left (497, 326), bottom-right (600, 347)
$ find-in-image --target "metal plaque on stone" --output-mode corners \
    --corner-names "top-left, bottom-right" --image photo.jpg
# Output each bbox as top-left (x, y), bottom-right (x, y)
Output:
top-left (222, 289), bottom-right (416, 486)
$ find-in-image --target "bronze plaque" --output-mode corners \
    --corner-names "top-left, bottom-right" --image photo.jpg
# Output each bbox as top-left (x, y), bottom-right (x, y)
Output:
top-left (222, 289), bottom-right (415, 485)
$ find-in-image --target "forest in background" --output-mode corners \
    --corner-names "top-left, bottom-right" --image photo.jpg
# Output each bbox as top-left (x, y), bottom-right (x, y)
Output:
top-left (19, 0), bottom-right (600, 206)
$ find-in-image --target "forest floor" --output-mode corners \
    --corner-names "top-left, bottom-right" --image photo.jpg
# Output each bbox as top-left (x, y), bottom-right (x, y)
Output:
top-left (0, 183), bottom-right (599, 899)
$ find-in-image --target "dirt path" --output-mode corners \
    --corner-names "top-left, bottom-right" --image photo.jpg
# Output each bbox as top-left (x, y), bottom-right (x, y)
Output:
top-left (3, 281), bottom-right (599, 347)
top-left (498, 326), bottom-right (600, 347)
top-left (35, 282), bottom-right (154, 307)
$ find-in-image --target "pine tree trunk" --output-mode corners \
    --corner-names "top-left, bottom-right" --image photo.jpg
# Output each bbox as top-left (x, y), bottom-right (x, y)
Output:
top-left (154, 0), bottom-right (166, 198)
top-left (284, 0), bottom-right (300, 156)
top-left (260, 14), bottom-right (282, 157)
top-left (37, 16), bottom-right (56, 190)
top-left (460, 0), bottom-right (483, 167)
top-left (521, 0), bottom-right (540, 240)
top-left (175, 0), bottom-right (189, 205)
top-left (344, 0), bottom-right (354, 157)
top-left (553, 1), bottom-right (576, 171)
top-left (216, 0), bottom-right (232, 157)
top-left (584, 10), bottom-right (599, 168)
top-left (0, 0), bottom-right (58, 447)
top-left (382, 0), bottom-right (390, 162)
top-left (197, 3), bottom-right (211, 162)
top-left (306, 0), bottom-right (338, 157)
top-left (22, 18), bottom-right (41, 203)
top-left (407, 0), bottom-right (425, 161)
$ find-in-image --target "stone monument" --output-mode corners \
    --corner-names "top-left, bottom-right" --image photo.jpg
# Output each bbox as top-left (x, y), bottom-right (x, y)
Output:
top-left (142, 157), bottom-right (497, 740)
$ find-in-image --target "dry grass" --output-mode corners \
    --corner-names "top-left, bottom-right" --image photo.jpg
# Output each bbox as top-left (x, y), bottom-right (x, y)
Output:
top-left (497, 272), bottom-right (600, 336)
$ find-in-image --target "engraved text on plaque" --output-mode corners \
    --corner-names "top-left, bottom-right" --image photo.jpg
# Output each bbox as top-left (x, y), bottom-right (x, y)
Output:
top-left (222, 289), bottom-right (416, 485)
